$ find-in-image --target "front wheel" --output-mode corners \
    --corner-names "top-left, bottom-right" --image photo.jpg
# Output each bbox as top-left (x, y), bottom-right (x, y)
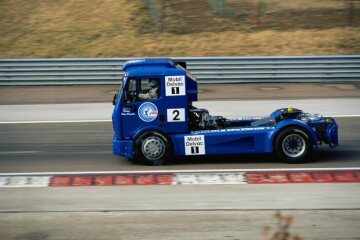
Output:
top-left (274, 127), bottom-right (313, 163)
top-left (134, 131), bottom-right (172, 165)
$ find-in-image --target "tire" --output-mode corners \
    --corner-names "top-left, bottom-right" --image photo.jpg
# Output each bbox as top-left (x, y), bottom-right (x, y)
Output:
top-left (274, 127), bottom-right (313, 163)
top-left (133, 131), bottom-right (172, 166)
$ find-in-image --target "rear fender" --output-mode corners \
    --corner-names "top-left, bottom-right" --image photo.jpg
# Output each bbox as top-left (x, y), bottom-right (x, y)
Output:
top-left (272, 119), bottom-right (319, 148)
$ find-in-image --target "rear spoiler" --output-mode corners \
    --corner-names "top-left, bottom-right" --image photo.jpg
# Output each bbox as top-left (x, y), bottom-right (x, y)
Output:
top-left (176, 61), bottom-right (187, 69)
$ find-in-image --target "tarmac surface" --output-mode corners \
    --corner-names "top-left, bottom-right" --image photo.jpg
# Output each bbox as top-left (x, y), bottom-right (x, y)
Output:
top-left (1, 210), bottom-right (359, 240)
top-left (1, 184), bottom-right (360, 240)
top-left (0, 117), bottom-right (359, 173)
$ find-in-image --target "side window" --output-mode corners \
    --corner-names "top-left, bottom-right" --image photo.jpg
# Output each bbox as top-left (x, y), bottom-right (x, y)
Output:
top-left (138, 78), bottom-right (160, 101)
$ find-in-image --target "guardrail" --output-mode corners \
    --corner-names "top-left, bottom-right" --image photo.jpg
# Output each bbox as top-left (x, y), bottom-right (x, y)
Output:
top-left (0, 56), bottom-right (359, 85)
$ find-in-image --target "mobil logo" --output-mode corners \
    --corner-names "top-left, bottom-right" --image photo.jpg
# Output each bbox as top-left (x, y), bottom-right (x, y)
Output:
top-left (184, 135), bottom-right (205, 155)
top-left (138, 102), bottom-right (158, 122)
top-left (186, 136), bottom-right (203, 143)
top-left (165, 75), bottom-right (185, 96)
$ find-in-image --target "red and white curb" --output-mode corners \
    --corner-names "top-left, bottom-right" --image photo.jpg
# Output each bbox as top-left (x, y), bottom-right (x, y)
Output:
top-left (0, 168), bottom-right (359, 188)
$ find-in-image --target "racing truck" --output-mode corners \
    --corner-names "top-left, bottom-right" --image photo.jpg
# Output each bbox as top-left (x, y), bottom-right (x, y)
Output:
top-left (112, 58), bottom-right (338, 165)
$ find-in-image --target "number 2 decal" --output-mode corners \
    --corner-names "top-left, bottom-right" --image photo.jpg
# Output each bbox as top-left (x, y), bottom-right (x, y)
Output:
top-left (167, 108), bottom-right (185, 122)
top-left (172, 110), bottom-right (180, 121)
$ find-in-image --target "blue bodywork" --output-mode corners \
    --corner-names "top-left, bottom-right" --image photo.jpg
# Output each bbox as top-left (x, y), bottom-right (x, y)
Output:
top-left (112, 58), bottom-right (338, 159)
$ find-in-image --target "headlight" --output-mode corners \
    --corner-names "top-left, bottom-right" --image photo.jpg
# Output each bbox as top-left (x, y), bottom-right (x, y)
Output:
top-left (298, 113), bottom-right (310, 123)
top-left (325, 117), bottom-right (333, 123)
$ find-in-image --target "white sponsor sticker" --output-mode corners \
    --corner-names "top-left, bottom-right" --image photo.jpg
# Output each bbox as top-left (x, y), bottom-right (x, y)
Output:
top-left (167, 108), bottom-right (185, 122)
top-left (184, 135), bottom-right (205, 155)
top-left (165, 75), bottom-right (186, 96)
top-left (138, 102), bottom-right (158, 122)
top-left (192, 126), bottom-right (274, 134)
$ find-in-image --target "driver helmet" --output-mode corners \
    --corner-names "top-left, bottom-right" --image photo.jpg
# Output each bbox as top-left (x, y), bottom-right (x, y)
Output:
top-left (149, 78), bottom-right (158, 88)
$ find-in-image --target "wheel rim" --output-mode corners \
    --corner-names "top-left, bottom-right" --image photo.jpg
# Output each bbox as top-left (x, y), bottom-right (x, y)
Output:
top-left (141, 136), bottom-right (166, 160)
top-left (282, 133), bottom-right (306, 158)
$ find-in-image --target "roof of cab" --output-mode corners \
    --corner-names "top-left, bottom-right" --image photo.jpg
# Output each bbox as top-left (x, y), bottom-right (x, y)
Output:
top-left (122, 58), bottom-right (175, 71)
top-left (123, 58), bottom-right (185, 77)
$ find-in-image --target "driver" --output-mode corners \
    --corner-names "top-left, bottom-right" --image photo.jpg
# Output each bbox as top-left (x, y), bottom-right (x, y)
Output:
top-left (138, 78), bottom-right (159, 100)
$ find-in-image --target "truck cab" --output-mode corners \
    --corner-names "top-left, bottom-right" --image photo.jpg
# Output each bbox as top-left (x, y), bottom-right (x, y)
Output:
top-left (112, 58), bottom-right (338, 165)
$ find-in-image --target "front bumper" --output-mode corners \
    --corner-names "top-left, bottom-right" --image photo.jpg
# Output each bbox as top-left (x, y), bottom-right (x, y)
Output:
top-left (112, 136), bottom-right (134, 159)
top-left (326, 121), bottom-right (339, 148)
top-left (313, 117), bottom-right (339, 148)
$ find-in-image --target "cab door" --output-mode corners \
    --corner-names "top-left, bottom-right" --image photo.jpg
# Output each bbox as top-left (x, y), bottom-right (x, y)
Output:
top-left (121, 77), bottom-right (164, 138)
top-left (163, 75), bottom-right (188, 134)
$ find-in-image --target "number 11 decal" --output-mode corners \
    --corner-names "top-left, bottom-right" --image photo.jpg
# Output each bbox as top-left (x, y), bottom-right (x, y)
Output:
top-left (167, 108), bottom-right (185, 122)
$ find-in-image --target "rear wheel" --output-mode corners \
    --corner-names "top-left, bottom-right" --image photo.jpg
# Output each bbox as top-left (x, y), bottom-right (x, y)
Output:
top-left (134, 131), bottom-right (172, 165)
top-left (275, 127), bottom-right (313, 163)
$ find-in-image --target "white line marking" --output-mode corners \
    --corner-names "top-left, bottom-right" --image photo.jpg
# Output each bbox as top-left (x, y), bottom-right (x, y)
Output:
top-left (331, 115), bottom-right (360, 118)
top-left (222, 173), bottom-right (246, 184)
top-left (172, 173), bottom-right (247, 185)
top-left (0, 177), bottom-right (9, 187)
top-left (27, 176), bottom-right (51, 187)
top-left (1, 168), bottom-right (359, 177)
top-left (192, 173), bottom-right (247, 185)
top-left (0, 151), bottom-right (40, 155)
top-left (7, 176), bottom-right (29, 187)
top-left (0, 176), bottom-right (51, 188)
top-left (175, 174), bottom-right (198, 185)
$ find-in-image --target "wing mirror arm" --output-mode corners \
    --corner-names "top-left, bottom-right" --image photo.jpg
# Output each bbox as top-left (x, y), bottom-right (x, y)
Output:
top-left (112, 92), bottom-right (119, 105)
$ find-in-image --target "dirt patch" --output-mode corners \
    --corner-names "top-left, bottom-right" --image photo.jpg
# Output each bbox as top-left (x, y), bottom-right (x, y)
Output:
top-left (0, 0), bottom-right (359, 57)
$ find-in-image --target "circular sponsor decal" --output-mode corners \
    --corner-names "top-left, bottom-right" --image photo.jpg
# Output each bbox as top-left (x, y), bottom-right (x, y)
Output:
top-left (138, 102), bottom-right (158, 122)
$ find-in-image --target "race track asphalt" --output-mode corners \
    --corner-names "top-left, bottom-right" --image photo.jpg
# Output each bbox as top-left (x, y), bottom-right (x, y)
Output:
top-left (0, 117), bottom-right (359, 173)
top-left (0, 83), bottom-right (359, 172)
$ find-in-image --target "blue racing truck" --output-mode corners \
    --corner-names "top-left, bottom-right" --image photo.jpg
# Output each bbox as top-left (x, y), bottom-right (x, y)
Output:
top-left (112, 58), bottom-right (338, 165)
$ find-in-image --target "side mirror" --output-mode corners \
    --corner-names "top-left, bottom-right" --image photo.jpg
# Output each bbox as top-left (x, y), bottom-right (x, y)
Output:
top-left (112, 92), bottom-right (119, 106)
top-left (176, 61), bottom-right (187, 69)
